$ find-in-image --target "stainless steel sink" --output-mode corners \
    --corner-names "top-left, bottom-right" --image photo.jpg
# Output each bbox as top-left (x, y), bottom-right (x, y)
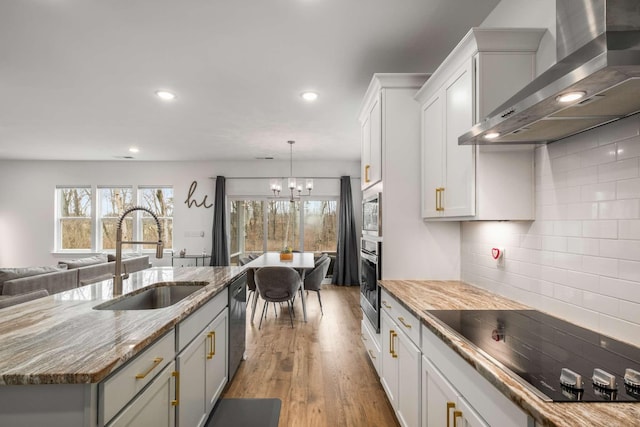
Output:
top-left (94, 282), bottom-right (207, 310)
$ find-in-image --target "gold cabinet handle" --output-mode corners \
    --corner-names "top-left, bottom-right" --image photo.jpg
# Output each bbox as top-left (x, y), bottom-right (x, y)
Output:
top-left (397, 317), bottom-right (412, 329)
top-left (361, 333), bottom-right (368, 341)
top-left (365, 164), bottom-right (371, 183)
top-left (436, 187), bottom-right (445, 211)
top-left (171, 371), bottom-right (180, 406)
top-left (135, 357), bottom-right (163, 380)
top-left (367, 349), bottom-right (376, 360)
top-left (390, 330), bottom-right (398, 359)
top-left (382, 300), bottom-right (392, 309)
top-left (453, 410), bottom-right (462, 427)
top-left (447, 402), bottom-right (455, 426)
top-left (207, 331), bottom-right (216, 359)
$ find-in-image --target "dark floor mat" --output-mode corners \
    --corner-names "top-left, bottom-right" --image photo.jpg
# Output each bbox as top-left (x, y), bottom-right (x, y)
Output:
top-left (205, 398), bottom-right (281, 427)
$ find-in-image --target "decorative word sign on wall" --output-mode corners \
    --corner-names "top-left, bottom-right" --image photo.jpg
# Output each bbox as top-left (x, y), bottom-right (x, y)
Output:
top-left (185, 180), bottom-right (213, 208)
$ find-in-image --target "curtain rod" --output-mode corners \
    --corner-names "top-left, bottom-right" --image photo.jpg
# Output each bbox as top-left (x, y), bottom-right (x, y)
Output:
top-left (208, 176), bottom-right (361, 180)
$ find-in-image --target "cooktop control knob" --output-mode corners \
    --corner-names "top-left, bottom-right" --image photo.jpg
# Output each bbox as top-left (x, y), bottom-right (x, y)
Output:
top-left (624, 368), bottom-right (640, 389)
top-left (593, 368), bottom-right (617, 390)
top-left (560, 368), bottom-right (584, 389)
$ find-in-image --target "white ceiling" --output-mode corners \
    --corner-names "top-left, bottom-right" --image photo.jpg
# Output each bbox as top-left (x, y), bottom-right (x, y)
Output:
top-left (0, 0), bottom-right (499, 162)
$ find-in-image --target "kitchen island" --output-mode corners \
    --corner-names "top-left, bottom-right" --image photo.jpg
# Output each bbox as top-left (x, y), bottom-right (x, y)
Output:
top-left (0, 266), bottom-right (246, 426)
top-left (380, 280), bottom-right (640, 427)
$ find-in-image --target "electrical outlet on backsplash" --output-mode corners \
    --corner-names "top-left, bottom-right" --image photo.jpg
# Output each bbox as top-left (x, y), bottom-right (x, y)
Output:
top-left (461, 114), bottom-right (640, 347)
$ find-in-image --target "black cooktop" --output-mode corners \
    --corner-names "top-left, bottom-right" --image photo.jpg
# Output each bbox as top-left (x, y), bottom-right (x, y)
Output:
top-left (425, 309), bottom-right (640, 402)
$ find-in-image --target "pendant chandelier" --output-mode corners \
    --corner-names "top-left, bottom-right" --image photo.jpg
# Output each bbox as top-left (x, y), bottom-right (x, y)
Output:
top-left (270, 140), bottom-right (313, 201)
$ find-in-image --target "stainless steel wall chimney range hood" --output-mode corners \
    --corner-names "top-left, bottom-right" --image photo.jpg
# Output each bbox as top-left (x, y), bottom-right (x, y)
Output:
top-left (459, 0), bottom-right (640, 145)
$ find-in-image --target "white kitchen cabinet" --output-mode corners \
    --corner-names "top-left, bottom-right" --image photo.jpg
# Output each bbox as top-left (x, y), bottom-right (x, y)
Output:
top-left (416, 28), bottom-right (545, 220)
top-left (361, 92), bottom-right (382, 190)
top-left (421, 355), bottom-right (487, 427)
top-left (421, 324), bottom-right (530, 427)
top-left (108, 361), bottom-right (176, 427)
top-left (361, 318), bottom-right (381, 376)
top-left (176, 294), bottom-right (229, 427)
top-left (380, 291), bottom-right (421, 427)
top-left (205, 308), bottom-right (228, 413)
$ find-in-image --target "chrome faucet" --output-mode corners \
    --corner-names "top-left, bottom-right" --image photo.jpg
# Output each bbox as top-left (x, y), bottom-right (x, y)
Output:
top-left (113, 206), bottom-right (164, 296)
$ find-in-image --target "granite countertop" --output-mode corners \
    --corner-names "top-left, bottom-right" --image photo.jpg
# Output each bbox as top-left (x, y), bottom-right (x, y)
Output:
top-left (379, 279), bottom-right (640, 427)
top-left (0, 266), bottom-right (245, 386)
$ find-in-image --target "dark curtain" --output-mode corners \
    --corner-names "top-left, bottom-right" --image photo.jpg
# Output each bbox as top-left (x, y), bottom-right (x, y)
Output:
top-left (332, 176), bottom-right (359, 286)
top-left (210, 176), bottom-right (229, 266)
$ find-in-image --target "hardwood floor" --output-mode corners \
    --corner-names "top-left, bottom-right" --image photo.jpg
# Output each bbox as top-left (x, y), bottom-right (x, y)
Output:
top-left (222, 285), bottom-right (400, 427)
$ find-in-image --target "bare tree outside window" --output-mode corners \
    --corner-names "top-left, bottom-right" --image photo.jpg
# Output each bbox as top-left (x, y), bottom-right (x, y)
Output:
top-left (304, 200), bottom-right (338, 252)
top-left (99, 187), bottom-right (134, 250)
top-left (58, 187), bottom-right (92, 250)
top-left (140, 187), bottom-right (174, 249)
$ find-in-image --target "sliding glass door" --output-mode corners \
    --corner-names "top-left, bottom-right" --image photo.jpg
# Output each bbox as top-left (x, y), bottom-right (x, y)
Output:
top-left (229, 198), bottom-right (337, 264)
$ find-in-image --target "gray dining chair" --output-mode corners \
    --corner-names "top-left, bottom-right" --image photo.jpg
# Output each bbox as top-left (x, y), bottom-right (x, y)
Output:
top-left (254, 266), bottom-right (301, 329)
top-left (303, 257), bottom-right (331, 315)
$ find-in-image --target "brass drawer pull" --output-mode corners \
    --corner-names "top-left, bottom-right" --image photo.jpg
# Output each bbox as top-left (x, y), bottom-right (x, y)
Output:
top-left (382, 301), bottom-right (392, 309)
top-left (397, 317), bottom-right (412, 329)
top-left (207, 331), bottom-right (216, 359)
top-left (447, 402), bottom-right (455, 426)
top-left (171, 371), bottom-right (180, 406)
top-left (135, 357), bottom-right (163, 380)
top-left (367, 349), bottom-right (376, 360)
top-left (361, 333), bottom-right (367, 341)
top-left (453, 410), bottom-right (462, 427)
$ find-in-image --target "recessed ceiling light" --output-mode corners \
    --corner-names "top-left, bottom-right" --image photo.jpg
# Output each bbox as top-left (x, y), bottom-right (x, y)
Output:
top-left (484, 132), bottom-right (500, 140)
top-left (155, 90), bottom-right (176, 101)
top-left (556, 91), bottom-right (586, 103)
top-left (129, 147), bottom-right (139, 153)
top-left (301, 91), bottom-right (318, 102)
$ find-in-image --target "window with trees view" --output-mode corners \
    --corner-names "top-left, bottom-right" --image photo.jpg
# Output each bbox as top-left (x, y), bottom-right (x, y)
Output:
top-left (55, 185), bottom-right (173, 252)
top-left (229, 199), bottom-right (337, 262)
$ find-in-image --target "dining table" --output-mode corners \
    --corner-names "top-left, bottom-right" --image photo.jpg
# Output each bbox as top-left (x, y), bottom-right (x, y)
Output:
top-left (244, 252), bottom-right (315, 322)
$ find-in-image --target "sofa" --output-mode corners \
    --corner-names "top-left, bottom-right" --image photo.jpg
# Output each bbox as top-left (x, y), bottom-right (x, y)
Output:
top-left (0, 254), bottom-right (151, 308)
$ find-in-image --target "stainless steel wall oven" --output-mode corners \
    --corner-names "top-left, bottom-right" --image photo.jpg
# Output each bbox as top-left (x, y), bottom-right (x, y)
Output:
top-left (360, 237), bottom-right (381, 332)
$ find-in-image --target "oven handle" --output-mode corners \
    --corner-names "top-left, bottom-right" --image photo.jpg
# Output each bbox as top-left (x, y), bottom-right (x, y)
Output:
top-left (361, 251), bottom-right (378, 264)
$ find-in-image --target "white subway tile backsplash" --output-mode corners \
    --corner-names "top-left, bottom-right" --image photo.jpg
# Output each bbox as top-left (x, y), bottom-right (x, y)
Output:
top-left (619, 260), bottom-right (640, 282)
top-left (580, 182), bottom-right (616, 202)
top-left (619, 220), bottom-right (640, 239)
top-left (617, 177), bottom-right (640, 200)
top-left (461, 115), bottom-right (640, 346)
top-left (582, 255), bottom-right (618, 277)
top-left (598, 199), bottom-right (640, 219)
top-left (567, 237), bottom-right (600, 256)
top-left (582, 220), bottom-right (618, 239)
top-left (616, 135), bottom-right (640, 160)
top-left (597, 116), bottom-right (639, 146)
top-left (619, 300), bottom-right (640, 324)
top-left (598, 158), bottom-right (639, 182)
top-left (566, 270), bottom-right (600, 293)
top-left (583, 291), bottom-right (619, 317)
top-left (580, 144), bottom-right (617, 168)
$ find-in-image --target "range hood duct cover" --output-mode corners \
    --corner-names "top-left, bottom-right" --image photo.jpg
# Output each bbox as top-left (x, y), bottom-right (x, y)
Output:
top-left (460, 0), bottom-right (640, 145)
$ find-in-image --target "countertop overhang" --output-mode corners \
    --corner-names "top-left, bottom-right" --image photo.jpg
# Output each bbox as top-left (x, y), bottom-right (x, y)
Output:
top-left (0, 266), bottom-right (245, 386)
top-left (379, 279), bottom-right (640, 427)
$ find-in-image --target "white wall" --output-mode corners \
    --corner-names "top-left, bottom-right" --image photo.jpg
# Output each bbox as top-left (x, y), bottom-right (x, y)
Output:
top-left (0, 159), bottom-right (360, 267)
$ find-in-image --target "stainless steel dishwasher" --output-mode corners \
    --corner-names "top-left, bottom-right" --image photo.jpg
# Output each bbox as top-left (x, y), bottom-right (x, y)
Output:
top-left (228, 272), bottom-right (246, 381)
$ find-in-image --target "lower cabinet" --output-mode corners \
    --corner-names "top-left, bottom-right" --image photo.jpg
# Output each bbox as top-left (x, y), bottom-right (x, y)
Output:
top-left (108, 361), bottom-right (177, 427)
top-left (421, 355), bottom-right (487, 427)
top-left (361, 318), bottom-right (381, 376)
top-left (421, 325), bottom-right (530, 427)
top-left (177, 307), bottom-right (229, 427)
top-left (380, 310), bottom-right (421, 427)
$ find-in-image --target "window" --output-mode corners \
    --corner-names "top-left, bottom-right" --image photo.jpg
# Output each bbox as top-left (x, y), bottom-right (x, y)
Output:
top-left (56, 187), bottom-right (92, 250)
top-left (98, 187), bottom-right (134, 250)
top-left (229, 198), bottom-right (338, 262)
top-left (55, 185), bottom-right (173, 252)
top-left (139, 187), bottom-right (174, 250)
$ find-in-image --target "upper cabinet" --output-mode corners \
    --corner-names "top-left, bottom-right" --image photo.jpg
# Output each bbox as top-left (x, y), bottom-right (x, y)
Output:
top-left (415, 28), bottom-right (545, 220)
top-left (359, 74), bottom-right (428, 191)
